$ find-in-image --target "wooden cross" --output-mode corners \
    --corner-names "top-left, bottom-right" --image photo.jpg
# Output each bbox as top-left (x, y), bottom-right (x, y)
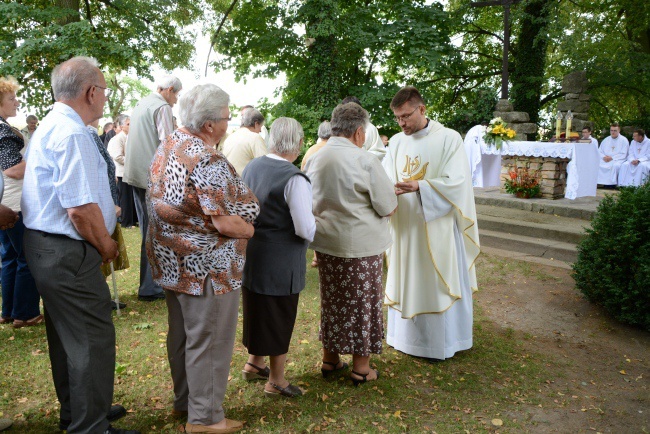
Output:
top-left (471, 0), bottom-right (521, 100)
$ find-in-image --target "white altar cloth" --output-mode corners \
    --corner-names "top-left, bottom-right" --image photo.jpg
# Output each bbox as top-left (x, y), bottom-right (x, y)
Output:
top-left (480, 140), bottom-right (599, 199)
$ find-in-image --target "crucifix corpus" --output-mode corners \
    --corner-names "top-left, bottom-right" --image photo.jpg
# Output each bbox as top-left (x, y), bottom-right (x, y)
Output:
top-left (471, 0), bottom-right (521, 99)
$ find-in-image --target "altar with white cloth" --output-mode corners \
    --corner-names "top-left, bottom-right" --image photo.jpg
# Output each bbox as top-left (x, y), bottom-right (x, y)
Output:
top-left (471, 140), bottom-right (599, 199)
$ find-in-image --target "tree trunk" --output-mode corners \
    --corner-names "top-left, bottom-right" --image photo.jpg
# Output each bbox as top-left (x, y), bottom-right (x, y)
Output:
top-left (55, 0), bottom-right (80, 25)
top-left (510, 0), bottom-right (552, 138)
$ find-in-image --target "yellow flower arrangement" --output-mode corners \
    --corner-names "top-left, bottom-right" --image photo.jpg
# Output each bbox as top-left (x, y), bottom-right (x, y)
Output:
top-left (483, 117), bottom-right (517, 150)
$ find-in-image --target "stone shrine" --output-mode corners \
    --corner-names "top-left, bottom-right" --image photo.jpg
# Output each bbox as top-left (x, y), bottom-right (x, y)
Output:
top-left (492, 99), bottom-right (537, 141)
top-left (556, 71), bottom-right (592, 133)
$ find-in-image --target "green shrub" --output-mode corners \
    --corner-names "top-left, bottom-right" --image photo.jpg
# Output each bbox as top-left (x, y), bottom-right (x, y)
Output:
top-left (572, 182), bottom-right (650, 330)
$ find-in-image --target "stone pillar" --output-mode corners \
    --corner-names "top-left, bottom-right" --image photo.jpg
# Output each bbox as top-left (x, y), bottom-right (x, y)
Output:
top-left (493, 99), bottom-right (537, 141)
top-left (556, 71), bottom-right (592, 133)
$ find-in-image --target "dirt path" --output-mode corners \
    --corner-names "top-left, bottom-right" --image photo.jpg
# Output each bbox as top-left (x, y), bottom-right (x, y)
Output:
top-left (475, 262), bottom-right (649, 433)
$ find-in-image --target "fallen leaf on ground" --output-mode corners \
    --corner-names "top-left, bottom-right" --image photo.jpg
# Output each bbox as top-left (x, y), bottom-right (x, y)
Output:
top-left (492, 419), bottom-right (503, 426)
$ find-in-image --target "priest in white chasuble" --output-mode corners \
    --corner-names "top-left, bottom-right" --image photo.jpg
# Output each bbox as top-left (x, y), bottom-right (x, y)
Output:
top-left (382, 86), bottom-right (480, 361)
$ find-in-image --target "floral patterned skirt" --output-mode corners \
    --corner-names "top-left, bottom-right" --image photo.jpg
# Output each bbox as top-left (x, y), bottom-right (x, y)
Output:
top-left (317, 252), bottom-right (384, 356)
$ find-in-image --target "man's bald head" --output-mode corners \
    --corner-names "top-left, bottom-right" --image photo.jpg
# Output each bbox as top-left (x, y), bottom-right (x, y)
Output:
top-left (51, 56), bottom-right (102, 102)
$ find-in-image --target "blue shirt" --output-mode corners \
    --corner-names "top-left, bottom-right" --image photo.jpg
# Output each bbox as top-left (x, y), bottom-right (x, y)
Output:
top-left (21, 103), bottom-right (117, 240)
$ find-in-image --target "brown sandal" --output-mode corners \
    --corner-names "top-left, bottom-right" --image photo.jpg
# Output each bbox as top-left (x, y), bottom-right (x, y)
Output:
top-left (264, 382), bottom-right (303, 398)
top-left (241, 362), bottom-right (270, 381)
top-left (13, 314), bottom-right (44, 329)
top-left (321, 360), bottom-right (349, 378)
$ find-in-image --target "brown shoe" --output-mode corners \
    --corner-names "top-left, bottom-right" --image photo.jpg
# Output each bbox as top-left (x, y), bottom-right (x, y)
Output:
top-left (13, 314), bottom-right (44, 329)
top-left (171, 409), bottom-right (188, 418)
top-left (184, 419), bottom-right (243, 433)
top-left (0, 316), bottom-right (13, 324)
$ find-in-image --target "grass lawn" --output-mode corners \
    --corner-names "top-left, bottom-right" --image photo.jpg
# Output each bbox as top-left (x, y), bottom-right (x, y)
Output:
top-left (1, 226), bottom-right (553, 433)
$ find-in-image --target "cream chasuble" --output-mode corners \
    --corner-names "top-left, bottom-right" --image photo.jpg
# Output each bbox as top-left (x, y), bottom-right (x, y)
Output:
top-left (383, 120), bottom-right (480, 359)
top-left (383, 120), bottom-right (480, 318)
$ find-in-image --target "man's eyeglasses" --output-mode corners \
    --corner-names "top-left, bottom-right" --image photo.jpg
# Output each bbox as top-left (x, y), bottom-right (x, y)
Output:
top-left (394, 105), bottom-right (421, 123)
top-left (92, 85), bottom-right (113, 98)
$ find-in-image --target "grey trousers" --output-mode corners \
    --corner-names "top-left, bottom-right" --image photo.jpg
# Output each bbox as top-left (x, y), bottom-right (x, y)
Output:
top-left (166, 280), bottom-right (239, 425)
top-left (23, 229), bottom-right (115, 434)
top-left (132, 186), bottom-right (163, 297)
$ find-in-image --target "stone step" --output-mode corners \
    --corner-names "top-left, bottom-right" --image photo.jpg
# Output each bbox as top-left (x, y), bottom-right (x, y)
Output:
top-left (479, 246), bottom-right (573, 270)
top-left (476, 204), bottom-right (589, 244)
top-left (473, 186), bottom-right (604, 221)
top-left (479, 228), bottom-right (578, 263)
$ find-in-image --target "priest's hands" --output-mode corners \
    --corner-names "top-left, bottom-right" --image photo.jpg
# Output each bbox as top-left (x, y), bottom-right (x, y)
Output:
top-left (603, 156), bottom-right (613, 162)
top-left (632, 159), bottom-right (640, 166)
top-left (394, 181), bottom-right (419, 195)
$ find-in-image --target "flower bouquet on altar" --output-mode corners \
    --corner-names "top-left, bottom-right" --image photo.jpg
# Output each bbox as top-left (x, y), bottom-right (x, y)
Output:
top-left (504, 163), bottom-right (541, 199)
top-left (484, 117), bottom-right (516, 150)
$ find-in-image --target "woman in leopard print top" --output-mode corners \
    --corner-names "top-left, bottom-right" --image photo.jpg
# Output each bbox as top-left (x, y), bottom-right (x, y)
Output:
top-left (146, 84), bottom-right (258, 434)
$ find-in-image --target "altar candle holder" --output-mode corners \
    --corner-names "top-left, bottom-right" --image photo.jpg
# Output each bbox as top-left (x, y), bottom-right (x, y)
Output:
top-left (565, 110), bottom-right (573, 141)
top-left (555, 111), bottom-right (563, 140)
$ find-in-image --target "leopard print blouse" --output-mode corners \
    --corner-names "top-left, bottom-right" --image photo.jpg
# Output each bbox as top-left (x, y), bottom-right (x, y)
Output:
top-left (146, 130), bottom-right (260, 295)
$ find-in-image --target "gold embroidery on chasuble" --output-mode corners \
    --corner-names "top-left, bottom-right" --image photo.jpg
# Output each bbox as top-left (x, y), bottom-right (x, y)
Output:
top-left (401, 155), bottom-right (429, 182)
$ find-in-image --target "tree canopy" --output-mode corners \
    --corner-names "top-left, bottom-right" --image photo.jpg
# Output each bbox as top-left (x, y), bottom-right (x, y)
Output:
top-left (0, 0), bottom-right (207, 116)
top-left (211, 0), bottom-right (454, 136)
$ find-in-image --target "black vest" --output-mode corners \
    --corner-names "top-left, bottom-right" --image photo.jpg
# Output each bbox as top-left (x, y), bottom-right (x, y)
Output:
top-left (242, 156), bottom-right (310, 295)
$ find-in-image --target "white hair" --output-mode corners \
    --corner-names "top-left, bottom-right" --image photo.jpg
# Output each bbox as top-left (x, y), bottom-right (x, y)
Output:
top-left (51, 56), bottom-right (100, 101)
top-left (242, 108), bottom-right (265, 128)
top-left (156, 75), bottom-right (182, 92)
top-left (115, 114), bottom-right (130, 127)
top-left (179, 84), bottom-right (229, 134)
top-left (317, 121), bottom-right (332, 139)
top-left (269, 117), bottom-right (303, 155)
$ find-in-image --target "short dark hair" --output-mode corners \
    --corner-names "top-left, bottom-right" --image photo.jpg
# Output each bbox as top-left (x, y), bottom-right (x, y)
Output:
top-left (390, 86), bottom-right (425, 110)
top-left (634, 128), bottom-right (645, 137)
top-left (103, 122), bottom-right (113, 130)
top-left (610, 123), bottom-right (620, 128)
top-left (582, 126), bottom-right (591, 133)
top-left (341, 96), bottom-right (362, 106)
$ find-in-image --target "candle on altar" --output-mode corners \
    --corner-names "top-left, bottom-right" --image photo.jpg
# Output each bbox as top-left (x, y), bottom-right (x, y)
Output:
top-left (555, 111), bottom-right (563, 139)
top-left (565, 110), bottom-right (573, 140)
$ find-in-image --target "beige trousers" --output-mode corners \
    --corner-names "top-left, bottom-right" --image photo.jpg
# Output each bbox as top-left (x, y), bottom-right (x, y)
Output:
top-left (165, 280), bottom-right (240, 425)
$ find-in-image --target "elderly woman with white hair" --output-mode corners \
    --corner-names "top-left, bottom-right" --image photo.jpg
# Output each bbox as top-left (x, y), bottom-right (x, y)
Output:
top-left (240, 117), bottom-right (316, 398)
top-left (146, 84), bottom-right (259, 434)
top-left (304, 103), bottom-right (397, 386)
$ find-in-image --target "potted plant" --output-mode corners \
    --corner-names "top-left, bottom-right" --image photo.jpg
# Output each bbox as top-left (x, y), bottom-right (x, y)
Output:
top-left (483, 117), bottom-right (517, 150)
top-left (504, 162), bottom-right (542, 198)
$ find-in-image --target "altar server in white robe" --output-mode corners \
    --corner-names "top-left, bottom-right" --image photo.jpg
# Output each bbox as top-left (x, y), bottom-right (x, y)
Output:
top-left (618, 129), bottom-right (650, 187)
top-left (581, 126), bottom-right (599, 148)
top-left (463, 124), bottom-right (486, 187)
top-left (597, 123), bottom-right (629, 185)
top-left (382, 86), bottom-right (480, 361)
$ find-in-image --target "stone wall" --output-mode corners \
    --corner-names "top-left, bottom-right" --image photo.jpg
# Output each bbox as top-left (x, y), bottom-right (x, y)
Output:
top-left (493, 99), bottom-right (537, 141)
top-left (556, 71), bottom-right (592, 133)
top-left (500, 156), bottom-right (570, 199)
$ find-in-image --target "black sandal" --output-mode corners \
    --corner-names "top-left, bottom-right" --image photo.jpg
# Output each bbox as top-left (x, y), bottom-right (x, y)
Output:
top-left (321, 360), bottom-right (349, 378)
top-left (241, 362), bottom-right (270, 381)
top-left (264, 382), bottom-right (303, 398)
top-left (351, 369), bottom-right (380, 386)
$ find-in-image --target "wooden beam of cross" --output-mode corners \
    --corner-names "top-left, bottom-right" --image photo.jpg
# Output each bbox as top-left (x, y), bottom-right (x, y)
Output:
top-left (471, 0), bottom-right (521, 99)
